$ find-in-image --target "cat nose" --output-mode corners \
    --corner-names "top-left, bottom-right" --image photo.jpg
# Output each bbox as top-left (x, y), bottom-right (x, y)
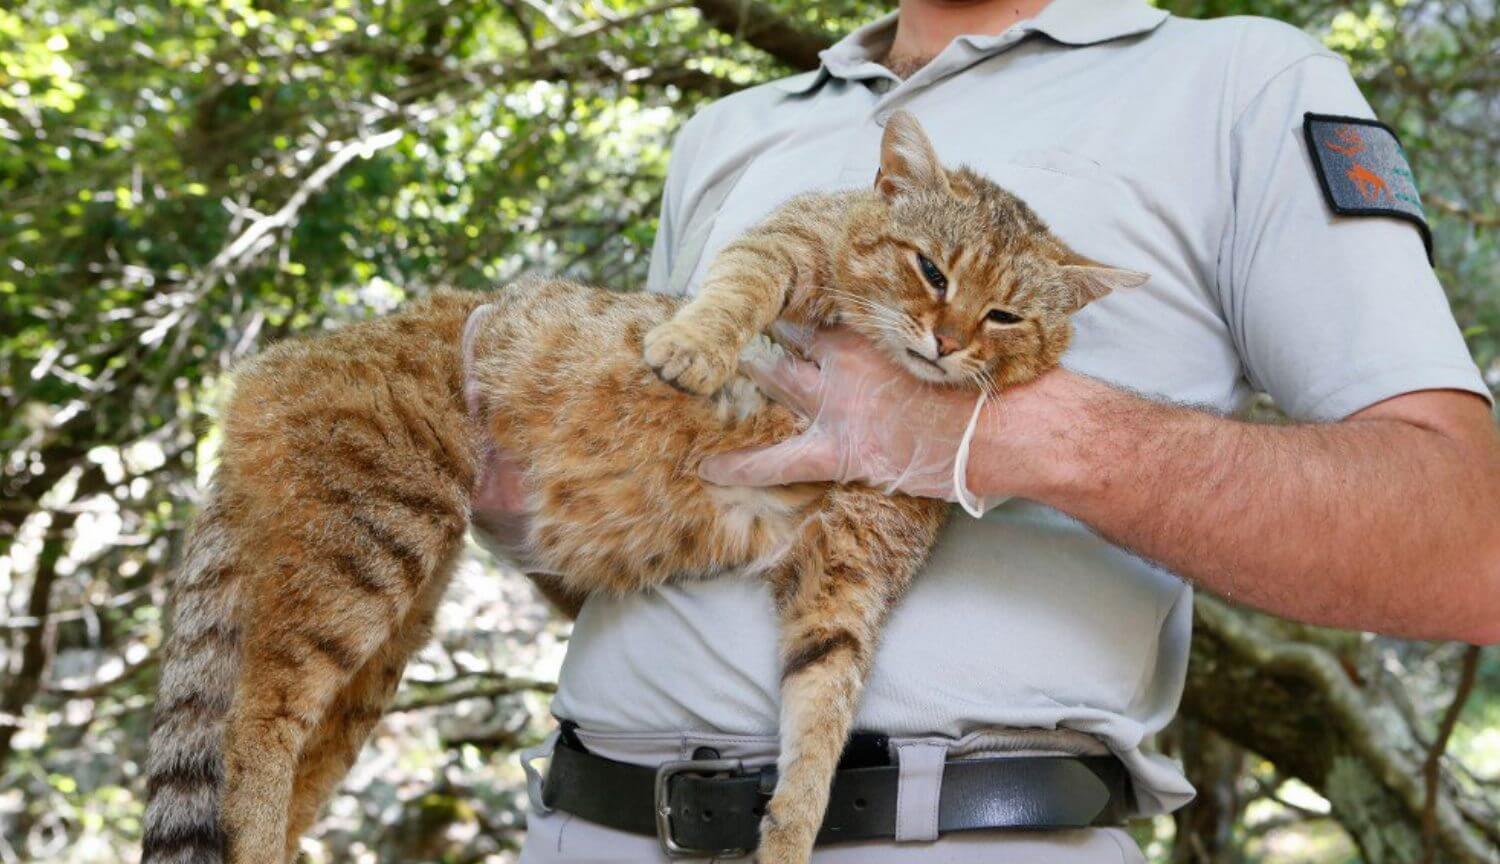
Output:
top-left (934, 331), bottom-right (961, 357)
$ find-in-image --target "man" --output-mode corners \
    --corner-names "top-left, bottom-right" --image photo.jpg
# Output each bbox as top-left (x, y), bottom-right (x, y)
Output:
top-left (481, 0), bottom-right (1500, 860)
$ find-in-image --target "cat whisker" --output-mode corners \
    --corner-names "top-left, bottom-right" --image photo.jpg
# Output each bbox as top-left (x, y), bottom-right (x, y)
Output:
top-left (839, 310), bottom-right (899, 331)
top-left (841, 311), bottom-right (914, 344)
top-left (823, 287), bottom-right (892, 311)
top-left (824, 291), bottom-right (911, 327)
top-left (970, 366), bottom-right (1000, 400)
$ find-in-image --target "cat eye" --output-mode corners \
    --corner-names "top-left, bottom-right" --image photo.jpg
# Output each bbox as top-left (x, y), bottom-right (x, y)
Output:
top-left (916, 253), bottom-right (948, 295)
top-left (986, 309), bottom-right (1024, 325)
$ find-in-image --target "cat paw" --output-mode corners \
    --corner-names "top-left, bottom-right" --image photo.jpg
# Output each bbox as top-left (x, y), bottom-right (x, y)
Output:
top-left (643, 320), bottom-right (736, 396)
top-left (753, 815), bottom-right (814, 864)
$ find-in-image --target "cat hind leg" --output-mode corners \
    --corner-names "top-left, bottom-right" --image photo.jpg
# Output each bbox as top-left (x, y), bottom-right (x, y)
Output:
top-left (756, 492), bottom-right (945, 864)
top-left (281, 559), bottom-right (455, 862)
top-left (220, 602), bottom-right (383, 863)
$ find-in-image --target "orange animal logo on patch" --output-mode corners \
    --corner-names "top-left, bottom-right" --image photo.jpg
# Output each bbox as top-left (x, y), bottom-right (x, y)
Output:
top-left (1325, 126), bottom-right (1365, 156)
top-left (1346, 163), bottom-right (1389, 203)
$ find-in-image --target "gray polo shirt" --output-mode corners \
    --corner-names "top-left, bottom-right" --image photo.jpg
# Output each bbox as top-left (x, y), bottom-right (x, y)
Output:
top-left (548, 0), bottom-right (1489, 815)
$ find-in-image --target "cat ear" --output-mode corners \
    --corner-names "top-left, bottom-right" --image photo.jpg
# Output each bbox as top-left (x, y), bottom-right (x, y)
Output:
top-left (877, 111), bottom-right (947, 199)
top-left (1059, 263), bottom-right (1149, 309)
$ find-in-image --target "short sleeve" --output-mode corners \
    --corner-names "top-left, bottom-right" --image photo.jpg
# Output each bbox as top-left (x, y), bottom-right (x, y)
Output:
top-left (644, 164), bottom-right (681, 296)
top-left (644, 114), bottom-right (711, 296)
top-left (1217, 53), bottom-right (1490, 420)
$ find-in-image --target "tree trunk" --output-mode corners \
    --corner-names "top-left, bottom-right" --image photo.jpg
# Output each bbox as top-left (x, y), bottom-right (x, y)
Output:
top-left (0, 510), bottom-right (75, 771)
top-left (1183, 596), bottom-right (1498, 864)
top-left (1171, 719), bottom-right (1245, 864)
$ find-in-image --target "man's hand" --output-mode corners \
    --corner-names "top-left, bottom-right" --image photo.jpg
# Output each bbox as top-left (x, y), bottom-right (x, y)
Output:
top-left (698, 327), bottom-right (991, 507)
top-left (704, 326), bottom-right (1500, 644)
top-left (471, 447), bottom-right (586, 618)
top-left (471, 446), bottom-right (535, 564)
top-left (1019, 379), bottom-right (1500, 645)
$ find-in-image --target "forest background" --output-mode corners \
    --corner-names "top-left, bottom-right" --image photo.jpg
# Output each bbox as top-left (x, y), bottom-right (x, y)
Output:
top-left (2, 0), bottom-right (1498, 861)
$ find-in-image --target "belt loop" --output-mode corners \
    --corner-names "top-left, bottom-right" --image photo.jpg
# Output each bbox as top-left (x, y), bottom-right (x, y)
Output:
top-left (518, 728), bottom-right (561, 815)
top-left (893, 742), bottom-right (947, 843)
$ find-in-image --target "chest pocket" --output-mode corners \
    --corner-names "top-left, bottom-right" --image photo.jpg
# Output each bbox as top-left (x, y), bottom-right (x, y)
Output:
top-left (963, 146), bottom-right (1140, 270)
top-left (664, 160), bottom-right (755, 298)
top-left (982, 147), bottom-right (1118, 219)
top-left (1005, 147), bottom-right (1109, 183)
top-left (970, 146), bottom-right (1245, 409)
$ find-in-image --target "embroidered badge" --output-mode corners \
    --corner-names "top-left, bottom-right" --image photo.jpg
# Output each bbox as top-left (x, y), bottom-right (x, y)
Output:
top-left (1303, 112), bottom-right (1432, 263)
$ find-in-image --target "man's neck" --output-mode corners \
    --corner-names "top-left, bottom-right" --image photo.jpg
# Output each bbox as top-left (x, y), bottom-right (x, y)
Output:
top-left (886, 0), bottom-right (1054, 73)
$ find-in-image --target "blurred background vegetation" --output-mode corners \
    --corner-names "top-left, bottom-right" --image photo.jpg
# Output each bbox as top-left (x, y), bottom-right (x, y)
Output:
top-left (1, 0), bottom-right (1496, 862)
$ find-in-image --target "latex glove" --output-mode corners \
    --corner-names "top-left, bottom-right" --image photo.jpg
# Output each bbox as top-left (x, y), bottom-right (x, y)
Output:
top-left (470, 445), bottom-right (558, 575)
top-left (698, 326), bottom-right (998, 516)
top-left (465, 299), bottom-right (561, 575)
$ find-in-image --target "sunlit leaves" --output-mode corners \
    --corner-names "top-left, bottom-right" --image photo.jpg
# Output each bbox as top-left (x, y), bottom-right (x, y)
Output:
top-left (0, 12), bottom-right (85, 116)
top-left (1323, 4), bottom-right (1396, 66)
top-left (2, 1), bottom-right (1497, 862)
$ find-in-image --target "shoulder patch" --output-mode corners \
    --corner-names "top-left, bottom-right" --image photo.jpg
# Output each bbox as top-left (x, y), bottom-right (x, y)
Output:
top-left (1303, 113), bottom-right (1432, 263)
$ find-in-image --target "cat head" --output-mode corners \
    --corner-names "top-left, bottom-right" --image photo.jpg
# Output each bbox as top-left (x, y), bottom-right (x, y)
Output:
top-left (836, 110), bottom-right (1148, 390)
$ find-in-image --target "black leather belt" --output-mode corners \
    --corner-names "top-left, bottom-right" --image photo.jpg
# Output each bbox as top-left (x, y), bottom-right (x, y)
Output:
top-left (541, 728), bottom-right (1133, 858)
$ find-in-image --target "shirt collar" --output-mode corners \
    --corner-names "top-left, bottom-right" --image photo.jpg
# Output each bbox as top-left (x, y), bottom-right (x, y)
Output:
top-left (1027, 0), bottom-right (1168, 45)
top-left (774, 0), bottom-right (1168, 94)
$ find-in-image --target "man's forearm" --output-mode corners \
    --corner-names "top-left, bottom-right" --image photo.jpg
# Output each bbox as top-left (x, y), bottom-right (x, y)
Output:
top-left (973, 375), bottom-right (1500, 643)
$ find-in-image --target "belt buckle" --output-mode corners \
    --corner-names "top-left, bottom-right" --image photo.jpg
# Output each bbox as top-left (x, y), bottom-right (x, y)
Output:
top-left (654, 757), bottom-right (747, 859)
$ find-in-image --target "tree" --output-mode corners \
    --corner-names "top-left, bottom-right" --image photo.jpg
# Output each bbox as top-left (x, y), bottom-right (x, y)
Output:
top-left (2, 1), bottom-right (1495, 861)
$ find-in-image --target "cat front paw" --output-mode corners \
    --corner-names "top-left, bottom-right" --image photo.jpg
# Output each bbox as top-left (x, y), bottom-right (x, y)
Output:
top-left (643, 320), bottom-right (737, 396)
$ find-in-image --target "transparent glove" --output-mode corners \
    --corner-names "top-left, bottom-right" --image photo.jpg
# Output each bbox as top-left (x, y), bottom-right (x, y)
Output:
top-left (698, 326), bottom-right (998, 516)
top-left (464, 300), bottom-right (560, 575)
top-left (470, 445), bottom-right (558, 575)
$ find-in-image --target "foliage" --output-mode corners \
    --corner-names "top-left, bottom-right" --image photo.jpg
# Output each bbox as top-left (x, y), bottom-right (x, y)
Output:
top-left (1, 1), bottom-right (1495, 862)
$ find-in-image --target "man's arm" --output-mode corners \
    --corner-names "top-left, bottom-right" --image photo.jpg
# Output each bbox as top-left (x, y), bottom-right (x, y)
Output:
top-left (699, 332), bottom-right (1500, 644)
top-left (975, 372), bottom-right (1500, 644)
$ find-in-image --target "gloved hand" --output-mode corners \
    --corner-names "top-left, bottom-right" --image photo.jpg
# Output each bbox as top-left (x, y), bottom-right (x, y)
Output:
top-left (471, 445), bottom-right (593, 619)
top-left (465, 298), bottom-right (560, 575)
top-left (470, 445), bottom-right (558, 575)
top-left (697, 326), bottom-right (999, 516)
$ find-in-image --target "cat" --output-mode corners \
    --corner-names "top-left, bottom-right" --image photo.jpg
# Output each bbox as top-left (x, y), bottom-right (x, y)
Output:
top-left (140, 110), bottom-right (1144, 864)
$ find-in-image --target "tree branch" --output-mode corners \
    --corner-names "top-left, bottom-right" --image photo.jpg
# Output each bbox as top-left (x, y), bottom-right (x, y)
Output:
top-left (1427, 196), bottom-right (1500, 229)
top-left (44, 650), bottom-right (159, 699)
top-left (690, 0), bottom-right (834, 70)
top-left (391, 672), bottom-right (557, 713)
top-left (0, 510), bottom-right (77, 772)
top-left (1184, 596), bottom-right (1497, 864)
top-left (1424, 646), bottom-right (1484, 864)
top-left (192, 128), bottom-right (407, 298)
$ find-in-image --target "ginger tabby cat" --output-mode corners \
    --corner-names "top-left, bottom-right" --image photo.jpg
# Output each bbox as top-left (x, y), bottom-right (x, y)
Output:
top-left (142, 112), bottom-right (1144, 864)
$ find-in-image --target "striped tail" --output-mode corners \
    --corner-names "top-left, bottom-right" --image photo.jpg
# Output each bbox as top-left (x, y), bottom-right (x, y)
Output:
top-left (142, 494), bottom-right (244, 864)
